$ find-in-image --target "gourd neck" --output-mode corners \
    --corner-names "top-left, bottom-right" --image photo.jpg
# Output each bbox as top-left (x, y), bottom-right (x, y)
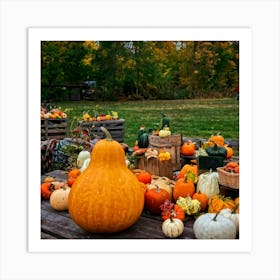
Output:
top-left (100, 126), bottom-right (113, 141)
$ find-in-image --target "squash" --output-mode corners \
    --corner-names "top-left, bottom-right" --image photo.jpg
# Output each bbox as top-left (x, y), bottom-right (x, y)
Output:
top-left (176, 196), bottom-right (201, 215)
top-left (208, 194), bottom-right (235, 213)
top-left (158, 126), bottom-right (171, 138)
top-left (192, 192), bottom-right (209, 212)
top-left (160, 113), bottom-right (170, 129)
top-left (224, 145), bottom-right (234, 159)
top-left (220, 203), bottom-right (240, 234)
top-left (138, 132), bottom-right (149, 148)
top-left (205, 142), bottom-right (227, 158)
top-left (50, 186), bottom-right (71, 211)
top-left (181, 140), bottom-right (195, 156)
top-left (193, 212), bottom-right (236, 239)
top-left (77, 150), bottom-right (91, 168)
top-left (144, 185), bottom-right (170, 215)
top-left (196, 170), bottom-right (219, 198)
top-left (147, 176), bottom-right (174, 200)
top-left (162, 217), bottom-right (184, 238)
top-left (209, 133), bottom-right (225, 146)
top-left (68, 127), bottom-right (144, 233)
top-left (173, 173), bottom-right (195, 201)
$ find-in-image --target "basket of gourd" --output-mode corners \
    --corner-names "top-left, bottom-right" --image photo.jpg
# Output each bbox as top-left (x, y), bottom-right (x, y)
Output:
top-left (217, 161), bottom-right (239, 189)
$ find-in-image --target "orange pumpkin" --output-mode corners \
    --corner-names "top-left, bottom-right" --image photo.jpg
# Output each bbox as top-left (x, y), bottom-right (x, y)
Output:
top-left (68, 127), bottom-right (144, 233)
top-left (210, 133), bottom-right (224, 146)
top-left (136, 170), bottom-right (152, 184)
top-left (41, 182), bottom-right (55, 200)
top-left (67, 169), bottom-right (81, 187)
top-left (224, 145), bottom-right (234, 159)
top-left (144, 186), bottom-right (170, 215)
top-left (181, 140), bottom-right (195, 156)
top-left (192, 192), bottom-right (209, 212)
top-left (173, 174), bottom-right (195, 201)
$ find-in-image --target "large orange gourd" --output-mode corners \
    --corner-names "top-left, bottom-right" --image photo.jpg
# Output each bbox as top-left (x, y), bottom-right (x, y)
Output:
top-left (68, 127), bottom-right (144, 233)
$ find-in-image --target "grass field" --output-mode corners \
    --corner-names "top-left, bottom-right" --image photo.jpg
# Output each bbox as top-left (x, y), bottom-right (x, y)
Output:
top-left (55, 98), bottom-right (239, 148)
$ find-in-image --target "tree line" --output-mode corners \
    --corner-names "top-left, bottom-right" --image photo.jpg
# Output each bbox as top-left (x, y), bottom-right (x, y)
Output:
top-left (41, 41), bottom-right (239, 101)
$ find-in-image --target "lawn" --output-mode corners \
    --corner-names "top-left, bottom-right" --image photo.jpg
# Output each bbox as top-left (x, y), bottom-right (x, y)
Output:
top-left (55, 98), bottom-right (239, 148)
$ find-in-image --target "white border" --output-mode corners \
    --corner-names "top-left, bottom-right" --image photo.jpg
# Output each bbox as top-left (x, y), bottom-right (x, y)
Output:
top-left (28, 27), bottom-right (252, 253)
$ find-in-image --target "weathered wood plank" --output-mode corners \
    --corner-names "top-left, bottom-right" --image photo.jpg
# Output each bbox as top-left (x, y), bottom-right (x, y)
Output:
top-left (41, 200), bottom-right (195, 239)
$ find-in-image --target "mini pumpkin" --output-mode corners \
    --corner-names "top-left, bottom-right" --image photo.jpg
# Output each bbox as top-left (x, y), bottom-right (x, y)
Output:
top-left (173, 173), bottom-right (195, 201)
top-left (144, 185), bottom-right (170, 215)
top-left (50, 186), bottom-right (71, 211)
top-left (209, 133), bottom-right (225, 146)
top-left (219, 203), bottom-right (240, 234)
top-left (181, 140), bottom-right (195, 156)
top-left (162, 217), bottom-right (184, 238)
top-left (192, 192), bottom-right (209, 212)
top-left (193, 212), bottom-right (236, 239)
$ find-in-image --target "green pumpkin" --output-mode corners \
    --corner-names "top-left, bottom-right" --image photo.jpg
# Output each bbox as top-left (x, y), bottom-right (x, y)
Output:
top-left (160, 113), bottom-right (170, 129)
top-left (138, 133), bottom-right (149, 148)
top-left (206, 142), bottom-right (227, 158)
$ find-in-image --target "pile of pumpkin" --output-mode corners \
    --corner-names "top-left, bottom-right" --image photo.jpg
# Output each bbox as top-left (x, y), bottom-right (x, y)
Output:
top-left (180, 133), bottom-right (234, 160)
top-left (81, 111), bottom-right (119, 122)
top-left (135, 163), bottom-right (239, 239)
top-left (41, 128), bottom-right (239, 239)
top-left (40, 107), bottom-right (67, 119)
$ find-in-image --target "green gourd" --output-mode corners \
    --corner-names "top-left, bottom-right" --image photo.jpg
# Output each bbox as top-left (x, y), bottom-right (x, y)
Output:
top-left (138, 133), bottom-right (149, 148)
top-left (206, 142), bottom-right (227, 158)
top-left (160, 113), bottom-right (170, 129)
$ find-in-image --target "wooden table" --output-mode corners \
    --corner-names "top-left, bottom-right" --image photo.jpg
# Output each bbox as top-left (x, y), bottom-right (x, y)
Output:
top-left (41, 170), bottom-right (196, 239)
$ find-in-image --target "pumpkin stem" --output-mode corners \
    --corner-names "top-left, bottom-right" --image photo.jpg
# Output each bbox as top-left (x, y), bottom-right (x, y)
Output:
top-left (212, 211), bottom-right (220, 221)
top-left (232, 202), bottom-right (239, 214)
top-left (100, 126), bottom-right (113, 141)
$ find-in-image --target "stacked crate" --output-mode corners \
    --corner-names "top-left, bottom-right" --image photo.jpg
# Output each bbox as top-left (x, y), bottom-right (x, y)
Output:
top-left (79, 119), bottom-right (125, 143)
top-left (41, 118), bottom-right (67, 140)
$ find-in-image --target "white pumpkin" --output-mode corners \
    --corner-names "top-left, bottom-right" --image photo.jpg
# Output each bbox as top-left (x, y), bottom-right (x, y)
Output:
top-left (162, 217), bottom-right (184, 238)
top-left (193, 212), bottom-right (236, 239)
top-left (77, 151), bottom-right (91, 168)
top-left (50, 186), bottom-right (71, 211)
top-left (196, 170), bottom-right (219, 198)
top-left (220, 203), bottom-right (239, 234)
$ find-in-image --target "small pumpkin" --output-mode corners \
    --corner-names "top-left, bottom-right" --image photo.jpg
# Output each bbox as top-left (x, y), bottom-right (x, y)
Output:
top-left (144, 185), bottom-right (170, 215)
top-left (173, 172), bottom-right (195, 201)
top-left (41, 182), bottom-right (54, 200)
top-left (147, 176), bottom-right (174, 200)
top-left (219, 203), bottom-right (240, 234)
top-left (162, 216), bottom-right (184, 238)
top-left (136, 170), bottom-right (152, 184)
top-left (224, 145), bottom-right (234, 159)
top-left (181, 140), bottom-right (195, 156)
top-left (209, 133), bottom-right (225, 146)
top-left (196, 170), bottom-right (220, 198)
top-left (50, 186), bottom-right (71, 211)
top-left (192, 192), bottom-right (209, 212)
top-left (193, 212), bottom-right (236, 239)
top-left (158, 126), bottom-right (171, 138)
top-left (68, 127), bottom-right (144, 233)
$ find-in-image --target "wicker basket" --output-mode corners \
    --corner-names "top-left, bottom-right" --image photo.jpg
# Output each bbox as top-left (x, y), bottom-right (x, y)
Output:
top-left (217, 167), bottom-right (239, 189)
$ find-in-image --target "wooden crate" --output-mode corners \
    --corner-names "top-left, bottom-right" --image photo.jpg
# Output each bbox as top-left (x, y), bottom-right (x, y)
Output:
top-left (79, 119), bottom-right (125, 143)
top-left (148, 134), bottom-right (182, 171)
top-left (41, 118), bottom-right (67, 140)
top-left (135, 157), bottom-right (173, 179)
